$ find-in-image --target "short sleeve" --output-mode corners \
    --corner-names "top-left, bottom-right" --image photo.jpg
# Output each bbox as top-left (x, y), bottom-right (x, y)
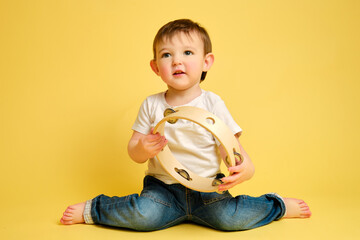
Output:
top-left (212, 100), bottom-right (242, 136)
top-left (132, 98), bottom-right (152, 135)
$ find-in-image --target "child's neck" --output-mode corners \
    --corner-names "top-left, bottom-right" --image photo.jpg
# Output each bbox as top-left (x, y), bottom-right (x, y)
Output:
top-left (165, 86), bottom-right (202, 107)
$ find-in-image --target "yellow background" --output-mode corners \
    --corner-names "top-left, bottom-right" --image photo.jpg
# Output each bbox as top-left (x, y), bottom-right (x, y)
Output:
top-left (1, 0), bottom-right (359, 239)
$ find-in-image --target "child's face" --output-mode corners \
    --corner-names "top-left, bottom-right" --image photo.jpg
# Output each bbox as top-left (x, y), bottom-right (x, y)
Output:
top-left (150, 31), bottom-right (213, 92)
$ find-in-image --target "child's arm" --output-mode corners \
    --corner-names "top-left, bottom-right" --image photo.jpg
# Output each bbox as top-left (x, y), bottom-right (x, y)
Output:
top-left (218, 134), bottom-right (255, 191)
top-left (127, 129), bottom-right (168, 163)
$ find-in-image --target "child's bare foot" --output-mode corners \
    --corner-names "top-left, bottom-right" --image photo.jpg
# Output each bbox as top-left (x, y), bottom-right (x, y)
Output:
top-left (283, 198), bottom-right (312, 219)
top-left (60, 202), bottom-right (86, 225)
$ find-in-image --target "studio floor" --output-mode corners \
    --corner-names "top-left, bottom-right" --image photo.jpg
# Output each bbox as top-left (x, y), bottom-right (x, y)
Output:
top-left (1, 195), bottom-right (359, 240)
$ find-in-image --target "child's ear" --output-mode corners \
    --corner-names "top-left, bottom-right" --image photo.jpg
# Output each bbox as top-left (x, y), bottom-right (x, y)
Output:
top-left (203, 53), bottom-right (214, 72)
top-left (150, 59), bottom-right (160, 76)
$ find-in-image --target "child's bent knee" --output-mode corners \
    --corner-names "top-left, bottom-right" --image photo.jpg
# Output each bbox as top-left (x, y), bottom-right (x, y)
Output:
top-left (130, 207), bottom-right (170, 231)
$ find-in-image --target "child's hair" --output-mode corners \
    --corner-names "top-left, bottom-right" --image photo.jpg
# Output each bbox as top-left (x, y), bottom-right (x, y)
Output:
top-left (152, 19), bottom-right (212, 81)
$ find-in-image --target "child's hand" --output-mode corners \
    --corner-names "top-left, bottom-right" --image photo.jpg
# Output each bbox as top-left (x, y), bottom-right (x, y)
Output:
top-left (217, 161), bottom-right (245, 192)
top-left (128, 129), bottom-right (168, 163)
top-left (217, 141), bottom-right (255, 192)
top-left (139, 128), bottom-right (168, 159)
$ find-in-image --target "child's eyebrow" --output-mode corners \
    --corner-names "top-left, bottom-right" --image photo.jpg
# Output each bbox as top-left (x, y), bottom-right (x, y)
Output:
top-left (158, 47), bottom-right (169, 53)
top-left (183, 45), bottom-right (196, 50)
top-left (158, 46), bottom-right (196, 52)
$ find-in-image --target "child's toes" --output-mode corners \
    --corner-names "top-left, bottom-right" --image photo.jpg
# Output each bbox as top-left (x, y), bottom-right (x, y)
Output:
top-left (60, 218), bottom-right (73, 225)
top-left (63, 211), bottom-right (72, 216)
top-left (64, 208), bottom-right (74, 214)
top-left (61, 215), bottom-right (73, 221)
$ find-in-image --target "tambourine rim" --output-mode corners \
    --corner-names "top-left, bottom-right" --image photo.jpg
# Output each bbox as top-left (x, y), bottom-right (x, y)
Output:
top-left (153, 106), bottom-right (241, 192)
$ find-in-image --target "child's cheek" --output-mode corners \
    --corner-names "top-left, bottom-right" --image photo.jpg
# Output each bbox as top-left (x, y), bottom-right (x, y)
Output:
top-left (158, 63), bottom-right (171, 76)
top-left (186, 60), bottom-right (198, 73)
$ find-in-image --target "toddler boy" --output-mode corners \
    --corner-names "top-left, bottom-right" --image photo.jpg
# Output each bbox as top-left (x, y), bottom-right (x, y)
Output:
top-left (60, 19), bottom-right (311, 231)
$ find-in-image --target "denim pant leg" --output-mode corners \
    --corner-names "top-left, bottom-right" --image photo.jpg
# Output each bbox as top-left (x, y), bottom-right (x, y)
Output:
top-left (85, 176), bottom-right (187, 231)
top-left (192, 192), bottom-right (286, 231)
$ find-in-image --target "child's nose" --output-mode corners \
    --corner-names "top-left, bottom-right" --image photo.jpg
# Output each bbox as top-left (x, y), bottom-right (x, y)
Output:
top-left (172, 56), bottom-right (182, 66)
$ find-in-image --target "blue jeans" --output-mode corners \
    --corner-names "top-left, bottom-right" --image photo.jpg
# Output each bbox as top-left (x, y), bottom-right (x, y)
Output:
top-left (84, 176), bottom-right (286, 231)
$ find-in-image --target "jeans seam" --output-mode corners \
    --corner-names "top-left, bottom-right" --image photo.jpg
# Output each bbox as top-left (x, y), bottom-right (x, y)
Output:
top-left (202, 196), bottom-right (229, 205)
top-left (201, 192), bottom-right (232, 205)
top-left (192, 215), bottom-right (218, 230)
top-left (156, 216), bottom-right (187, 231)
top-left (141, 193), bottom-right (172, 208)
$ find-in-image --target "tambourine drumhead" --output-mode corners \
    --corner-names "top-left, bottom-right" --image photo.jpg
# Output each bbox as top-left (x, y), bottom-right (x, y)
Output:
top-left (153, 106), bottom-right (242, 192)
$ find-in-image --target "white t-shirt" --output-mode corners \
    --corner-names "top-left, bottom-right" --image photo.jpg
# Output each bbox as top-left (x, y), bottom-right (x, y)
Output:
top-left (132, 90), bottom-right (242, 184)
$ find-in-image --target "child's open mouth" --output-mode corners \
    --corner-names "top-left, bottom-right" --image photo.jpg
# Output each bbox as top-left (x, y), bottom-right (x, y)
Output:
top-left (173, 70), bottom-right (185, 76)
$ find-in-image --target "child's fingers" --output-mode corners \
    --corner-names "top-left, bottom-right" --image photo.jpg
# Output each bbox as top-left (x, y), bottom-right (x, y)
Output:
top-left (141, 134), bottom-right (165, 150)
top-left (218, 172), bottom-right (246, 191)
top-left (146, 132), bottom-right (163, 142)
top-left (228, 163), bottom-right (244, 175)
top-left (150, 128), bottom-right (159, 135)
top-left (150, 136), bottom-right (168, 152)
top-left (221, 172), bottom-right (241, 184)
top-left (218, 181), bottom-right (237, 192)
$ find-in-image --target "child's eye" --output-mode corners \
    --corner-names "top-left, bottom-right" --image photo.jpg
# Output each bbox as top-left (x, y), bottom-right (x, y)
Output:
top-left (161, 53), bottom-right (171, 58)
top-left (184, 51), bottom-right (193, 56)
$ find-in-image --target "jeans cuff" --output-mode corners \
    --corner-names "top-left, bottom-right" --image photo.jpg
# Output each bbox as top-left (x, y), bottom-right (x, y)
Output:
top-left (267, 192), bottom-right (286, 220)
top-left (83, 199), bottom-right (94, 224)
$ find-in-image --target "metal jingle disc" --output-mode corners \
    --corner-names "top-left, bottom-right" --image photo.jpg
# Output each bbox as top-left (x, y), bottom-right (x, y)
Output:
top-left (234, 151), bottom-right (244, 164)
top-left (163, 108), bottom-right (178, 124)
top-left (175, 168), bottom-right (192, 181)
top-left (212, 173), bottom-right (225, 186)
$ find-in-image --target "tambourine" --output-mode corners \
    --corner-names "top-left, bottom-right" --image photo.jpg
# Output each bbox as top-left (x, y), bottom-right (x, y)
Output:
top-left (153, 106), bottom-right (243, 193)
